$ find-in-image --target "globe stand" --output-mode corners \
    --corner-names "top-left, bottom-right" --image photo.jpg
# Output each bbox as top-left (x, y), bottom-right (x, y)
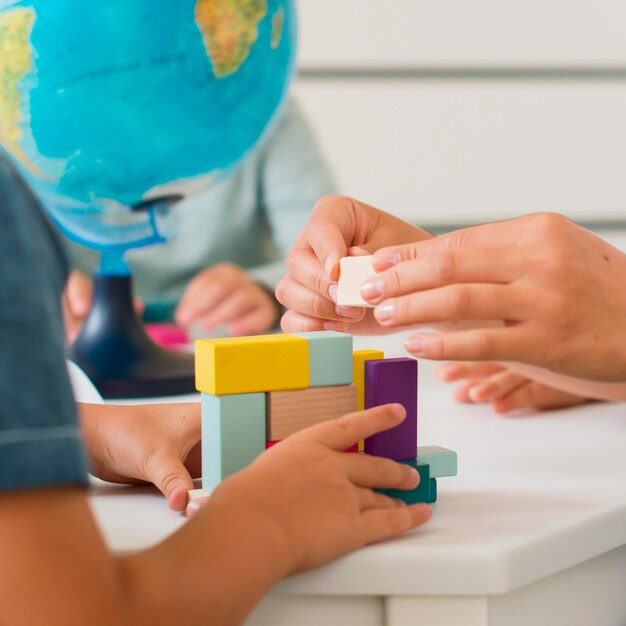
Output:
top-left (68, 274), bottom-right (196, 399)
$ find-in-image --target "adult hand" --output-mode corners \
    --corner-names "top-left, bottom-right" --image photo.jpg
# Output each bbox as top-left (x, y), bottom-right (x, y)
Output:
top-left (207, 404), bottom-right (431, 575)
top-left (175, 263), bottom-right (280, 335)
top-left (362, 213), bottom-right (626, 382)
top-left (276, 195), bottom-right (434, 333)
top-left (436, 362), bottom-right (589, 413)
top-left (80, 402), bottom-right (201, 512)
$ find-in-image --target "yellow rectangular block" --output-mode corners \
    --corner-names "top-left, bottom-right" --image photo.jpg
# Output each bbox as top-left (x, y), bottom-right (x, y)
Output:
top-left (267, 384), bottom-right (357, 439)
top-left (196, 334), bottom-right (309, 395)
top-left (353, 349), bottom-right (384, 411)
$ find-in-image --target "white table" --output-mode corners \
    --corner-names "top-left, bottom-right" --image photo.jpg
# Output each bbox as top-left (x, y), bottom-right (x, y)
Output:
top-left (88, 334), bottom-right (626, 626)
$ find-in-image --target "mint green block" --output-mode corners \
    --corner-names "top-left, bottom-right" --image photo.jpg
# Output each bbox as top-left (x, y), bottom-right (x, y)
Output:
top-left (417, 445), bottom-right (457, 478)
top-left (293, 331), bottom-right (353, 387)
top-left (202, 392), bottom-right (266, 493)
top-left (376, 460), bottom-right (431, 504)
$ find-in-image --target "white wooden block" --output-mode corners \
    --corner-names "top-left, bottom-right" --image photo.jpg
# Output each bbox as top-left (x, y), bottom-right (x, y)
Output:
top-left (186, 488), bottom-right (211, 517)
top-left (337, 257), bottom-right (376, 308)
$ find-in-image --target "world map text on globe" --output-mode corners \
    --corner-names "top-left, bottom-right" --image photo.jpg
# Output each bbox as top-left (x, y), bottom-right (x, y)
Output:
top-left (0, 8), bottom-right (39, 174)
top-left (195, 0), bottom-right (267, 77)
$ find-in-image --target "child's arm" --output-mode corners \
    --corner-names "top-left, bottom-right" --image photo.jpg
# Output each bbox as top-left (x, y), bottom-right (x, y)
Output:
top-left (0, 405), bottom-right (431, 626)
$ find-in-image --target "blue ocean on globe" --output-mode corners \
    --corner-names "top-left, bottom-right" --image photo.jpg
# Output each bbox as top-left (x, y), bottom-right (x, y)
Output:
top-left (0, 0), bottom-right (296, 263)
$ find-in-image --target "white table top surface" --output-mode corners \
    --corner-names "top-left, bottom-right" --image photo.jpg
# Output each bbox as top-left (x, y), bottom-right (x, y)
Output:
top-left (88, 333), bottom-right (626, 597)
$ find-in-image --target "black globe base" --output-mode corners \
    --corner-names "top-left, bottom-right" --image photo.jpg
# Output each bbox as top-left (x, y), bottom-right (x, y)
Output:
top-left (68, 274), bottom-right (196, 399)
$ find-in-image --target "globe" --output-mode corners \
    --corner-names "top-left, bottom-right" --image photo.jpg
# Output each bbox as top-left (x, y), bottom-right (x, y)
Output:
top-left (0, 0), bottom-right (296, 268)
top-left (0, 0), bottom-right (297, 398)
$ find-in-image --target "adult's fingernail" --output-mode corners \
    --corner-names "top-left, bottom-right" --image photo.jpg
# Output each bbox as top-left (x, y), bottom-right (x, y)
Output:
top-left (328, 283), bottom-right (338, 302)
top-left (360, 278), bottom-right (383, 301)
top-left (374, 303), bottom-right (394, 322)
top-left (374, 251), bottom-right (400, 270)
top-left (404, 336), bottom-right (426, 355)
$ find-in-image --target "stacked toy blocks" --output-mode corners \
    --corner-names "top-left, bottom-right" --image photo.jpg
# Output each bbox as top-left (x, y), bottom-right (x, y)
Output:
top-left (195, 331), bottom-right (457, 503)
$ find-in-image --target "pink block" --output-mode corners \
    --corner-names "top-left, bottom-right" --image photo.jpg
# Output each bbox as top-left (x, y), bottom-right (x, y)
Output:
top-left (145, 323), bottom-right (189, 348)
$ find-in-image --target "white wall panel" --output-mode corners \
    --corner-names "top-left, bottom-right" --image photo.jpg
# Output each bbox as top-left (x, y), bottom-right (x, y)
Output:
top-left (293, 80), bottom-right (626, 225)
top-left (297, 0), bottom-right (626, 68)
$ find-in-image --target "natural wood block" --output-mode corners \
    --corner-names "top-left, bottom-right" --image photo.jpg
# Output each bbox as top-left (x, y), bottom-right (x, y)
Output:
top-left (353, 349), bottom-right (384, 411)
top-left (195, 334), bottom-right (309, 395)
top-left (267, 384), bottom-right (357, 439)
top-left (337, 256), bottom-right (376, 307)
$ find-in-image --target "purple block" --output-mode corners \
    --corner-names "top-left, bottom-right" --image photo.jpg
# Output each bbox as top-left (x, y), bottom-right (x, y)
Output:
top-left (364, 358), bottom-right (417, 460)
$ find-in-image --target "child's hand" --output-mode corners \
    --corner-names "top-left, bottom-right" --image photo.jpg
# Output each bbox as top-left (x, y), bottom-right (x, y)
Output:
top-left (436, 362), bottom-right (589, 413)
top-left (80, 402), bottom-right (201, 512)
top-left (63, 270), bottom-right (93, 343)
top-left (207, 403), bottom-right (432, 575)
top-left (63, 270), bottom-right (143, 343)
top-left (276, 195), bottom-right (433, 334)
top-left (175, 263), bottom-right (280, 335)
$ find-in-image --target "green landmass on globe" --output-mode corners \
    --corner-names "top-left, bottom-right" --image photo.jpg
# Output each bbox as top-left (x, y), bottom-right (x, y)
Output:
top-left (0, 7), bottom-right (37, 173)
top-left (0, 0), bottom-right (295, 252)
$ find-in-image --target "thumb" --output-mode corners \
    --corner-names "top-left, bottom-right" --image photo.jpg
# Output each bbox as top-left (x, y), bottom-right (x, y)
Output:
top-left (145, 449), bottom-right (195, 512)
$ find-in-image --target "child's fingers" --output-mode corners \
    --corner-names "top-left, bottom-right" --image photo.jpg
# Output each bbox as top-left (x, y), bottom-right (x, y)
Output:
top-left (358, 503), bottom-right (432, 545)
top-left (228, 304), bottom-right (276, 337)
top-left (436, 361), bottom-right (504, 382)
top-left (468, 369), bottom-right (528, 403)
top-left (453, 379), bottom-right (485, 403)
top-left (492, 382), bottom-right (588, 413)
top-left (286, 245), bottom-right (335, 301)
top-left (280, 309), bottom-right (328, 332)
top-left (305, 196), bottom-right (353, 280)
top-left (176, 268), bottom-right (238, 325)
top-left (143, 448), bottom-right (195, 512)
top-left (293, 404), bottom-right (406, 451)
top-left (356, 488), bottom-right (406, 511)
top-left (345, 454), bottom-right (420, 490)
top-left (276, 277), bottom-right (357, 323)
top-left (198, 288), bottom-right (253, 330)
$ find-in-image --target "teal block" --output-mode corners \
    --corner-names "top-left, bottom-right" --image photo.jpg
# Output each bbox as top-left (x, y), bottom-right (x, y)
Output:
top-left (293, 331), bottom-right (353, 387)
top-left (429, 478), bottom-right (437, 503)
top-left (202, 392), bottom-right (266, 493)
top-left (376, 460), bottom-right (431, 504)
top-left (417, 445), bottom-right (457, 478)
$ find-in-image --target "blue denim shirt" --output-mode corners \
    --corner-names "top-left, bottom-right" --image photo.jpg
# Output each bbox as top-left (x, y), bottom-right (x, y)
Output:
top-left (0, 155), bottom-right (88, 491)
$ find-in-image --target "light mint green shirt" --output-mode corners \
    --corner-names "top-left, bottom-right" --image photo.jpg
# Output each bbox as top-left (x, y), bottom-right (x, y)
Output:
top-left (66, 98), bottom-right (335, 309)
